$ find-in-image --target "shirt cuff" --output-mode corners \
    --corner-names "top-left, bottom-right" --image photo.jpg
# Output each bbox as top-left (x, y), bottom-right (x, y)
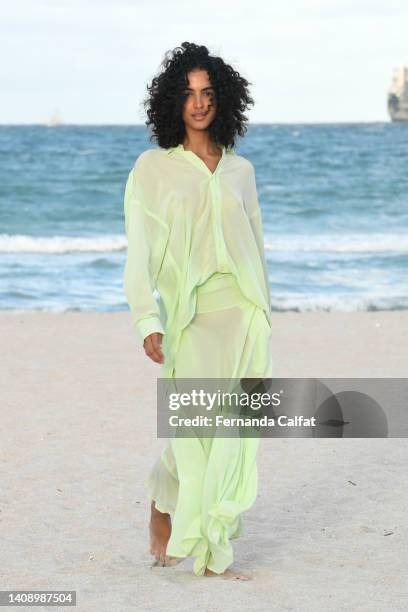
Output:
top-left (135, 316), bottom-right (165, 343)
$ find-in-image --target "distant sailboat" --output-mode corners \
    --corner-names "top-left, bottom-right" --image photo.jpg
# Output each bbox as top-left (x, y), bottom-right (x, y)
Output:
top-left (45, 108), bottom-right (63, 127)
top-left (387, 65), bottom-right (408, 122)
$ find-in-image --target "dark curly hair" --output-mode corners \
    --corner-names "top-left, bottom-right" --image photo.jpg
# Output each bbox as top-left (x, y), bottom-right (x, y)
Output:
top-left (142, 42), bottom-right (254, 150)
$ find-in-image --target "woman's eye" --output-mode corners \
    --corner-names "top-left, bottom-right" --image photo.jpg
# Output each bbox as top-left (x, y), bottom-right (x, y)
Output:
top-left (182, 91), bottom-right (214, 96)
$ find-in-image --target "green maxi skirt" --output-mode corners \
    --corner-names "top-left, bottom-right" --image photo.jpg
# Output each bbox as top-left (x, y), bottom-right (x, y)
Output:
top-left (145, 271), bottom-right (273, 575)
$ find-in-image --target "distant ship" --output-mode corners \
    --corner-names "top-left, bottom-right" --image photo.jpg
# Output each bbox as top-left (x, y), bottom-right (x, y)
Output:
top-left (45, 108), bottom-right (63, 127)
top-left (387, 65), bottom-right (408, 121)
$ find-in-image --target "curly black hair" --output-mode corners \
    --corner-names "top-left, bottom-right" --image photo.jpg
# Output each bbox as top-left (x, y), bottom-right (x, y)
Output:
top-left (142, 42), bottom-right (254, 150)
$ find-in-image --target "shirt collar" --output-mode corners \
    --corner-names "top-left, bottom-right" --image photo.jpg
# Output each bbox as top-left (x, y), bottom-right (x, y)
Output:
top-left (164, 144), bottom-right (235, 156)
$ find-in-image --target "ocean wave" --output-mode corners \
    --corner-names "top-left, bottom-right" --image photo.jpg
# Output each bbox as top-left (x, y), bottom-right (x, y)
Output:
top-left (1, 231), bottom-right (408, 256)
top-left (2, 294), bottom-right (407, 313)
top-left (264, 233), bottom-right (408, 253)
top-left (0, 234), bottom-right (127, 254)
top-left (271, 293), bottom-right (408, 312)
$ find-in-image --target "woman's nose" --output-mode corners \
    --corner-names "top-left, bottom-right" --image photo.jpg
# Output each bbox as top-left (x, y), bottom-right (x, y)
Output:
top-left (193, 95), bottom-right (204, 109)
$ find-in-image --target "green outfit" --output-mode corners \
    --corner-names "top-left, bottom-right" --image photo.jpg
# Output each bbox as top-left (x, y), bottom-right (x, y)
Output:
top-left (123, 143), bottom-right (273, 575)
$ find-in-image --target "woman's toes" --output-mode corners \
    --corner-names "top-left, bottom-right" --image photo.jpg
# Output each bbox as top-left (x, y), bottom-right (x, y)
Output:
top-left (223, 569), bottom-right (252, 581)
top-left (204, 567), bottom-right (253, 580)
top-left (165, 556), bottom-right (180, 566)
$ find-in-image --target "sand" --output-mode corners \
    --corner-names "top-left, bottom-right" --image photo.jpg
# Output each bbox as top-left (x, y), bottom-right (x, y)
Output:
top-left (0, 310), bottom-right (407, 612)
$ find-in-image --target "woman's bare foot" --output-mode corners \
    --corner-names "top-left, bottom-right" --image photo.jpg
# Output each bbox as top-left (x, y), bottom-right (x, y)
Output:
top-left (149, 500), bottom-right (175, 566)
top-left (203, 567), bottom-right (253, 580)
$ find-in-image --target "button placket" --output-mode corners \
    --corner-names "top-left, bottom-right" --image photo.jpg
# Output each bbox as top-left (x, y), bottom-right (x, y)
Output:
top-left (210, 172), bottom-right (229, 272)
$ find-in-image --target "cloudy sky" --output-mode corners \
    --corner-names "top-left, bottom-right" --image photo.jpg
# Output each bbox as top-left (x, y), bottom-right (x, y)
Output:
top-left (1, 0), bottom-right (407, 124)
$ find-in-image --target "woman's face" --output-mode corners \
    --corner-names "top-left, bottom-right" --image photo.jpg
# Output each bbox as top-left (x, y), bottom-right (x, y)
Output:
top-left (181, 69), bottom-right (217, 132)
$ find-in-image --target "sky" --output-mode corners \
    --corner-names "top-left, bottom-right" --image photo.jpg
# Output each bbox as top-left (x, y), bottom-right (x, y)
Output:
top-left (1, 0), bottom-right (407, 124)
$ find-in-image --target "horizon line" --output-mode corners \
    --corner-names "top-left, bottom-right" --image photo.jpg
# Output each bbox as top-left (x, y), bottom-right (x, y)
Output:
top-left (0, 120), bottom-right (395, 126)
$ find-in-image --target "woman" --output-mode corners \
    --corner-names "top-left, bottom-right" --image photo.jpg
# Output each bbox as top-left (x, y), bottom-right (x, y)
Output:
top-left (123, 42), bottom-right (273, 580)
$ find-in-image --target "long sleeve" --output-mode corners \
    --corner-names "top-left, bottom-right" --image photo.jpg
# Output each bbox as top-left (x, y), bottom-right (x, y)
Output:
top-left (245, 164), bottom-right (272, 314)
top-left (123, 169), bottom-right (165, 344)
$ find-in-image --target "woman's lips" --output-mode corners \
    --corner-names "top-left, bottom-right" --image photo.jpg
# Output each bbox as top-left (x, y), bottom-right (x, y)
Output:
top-left (192, 112), bottom-right (208, 120)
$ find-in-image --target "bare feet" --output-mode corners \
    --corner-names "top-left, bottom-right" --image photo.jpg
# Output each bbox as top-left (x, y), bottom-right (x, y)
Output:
top-left (149, 500), bottom-right (179, 567)
top-left (203, 567), bottom-right (253, 580)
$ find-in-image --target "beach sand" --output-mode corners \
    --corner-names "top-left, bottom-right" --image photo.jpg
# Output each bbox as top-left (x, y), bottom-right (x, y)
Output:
top-left (1, 311), bottom-right (407, 611)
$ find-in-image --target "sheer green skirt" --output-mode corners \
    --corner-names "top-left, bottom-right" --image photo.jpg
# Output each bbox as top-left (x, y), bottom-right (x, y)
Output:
top-left (144, 271), bottom-right (273, 575)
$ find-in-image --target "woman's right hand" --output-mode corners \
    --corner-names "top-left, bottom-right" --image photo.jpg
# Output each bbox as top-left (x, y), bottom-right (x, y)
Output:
top-left (143, 332), bottom-right (165, 364)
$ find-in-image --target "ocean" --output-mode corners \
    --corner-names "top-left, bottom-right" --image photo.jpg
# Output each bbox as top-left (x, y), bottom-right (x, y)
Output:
top-left (0, 123), bottom-right (407, 313)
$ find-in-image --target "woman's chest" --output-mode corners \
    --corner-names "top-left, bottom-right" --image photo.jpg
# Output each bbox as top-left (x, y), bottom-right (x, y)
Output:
top-left (160, 174), bottom-right (249, 224)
